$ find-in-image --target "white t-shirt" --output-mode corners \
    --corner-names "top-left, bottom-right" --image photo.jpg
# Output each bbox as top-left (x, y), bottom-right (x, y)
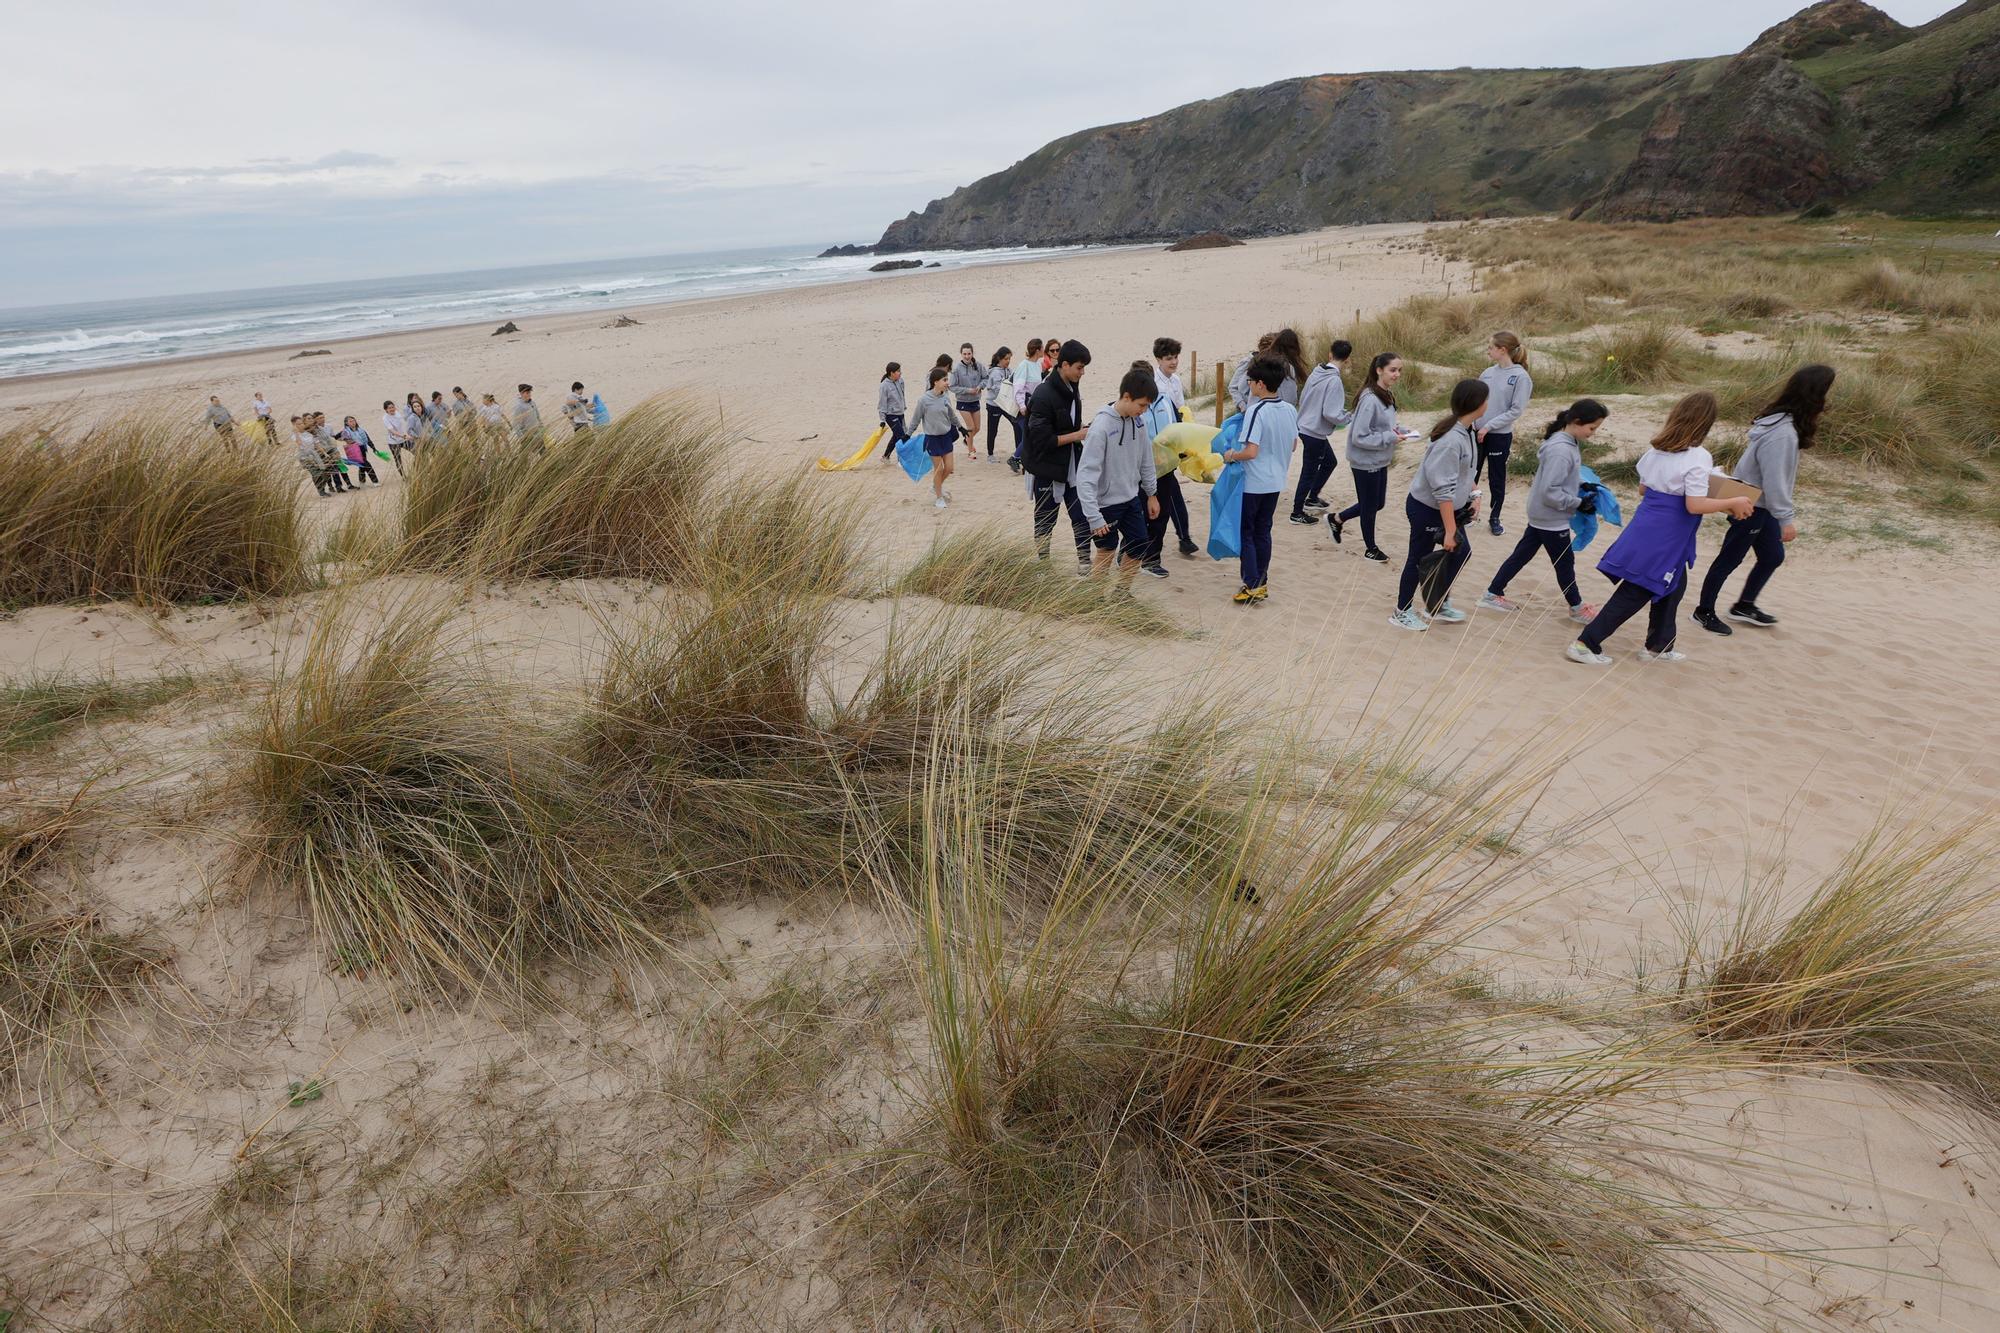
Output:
top-left (1635, 446), bottom-right (1712, 497)
top-left (1153, 365), bottom-right (1184, 411)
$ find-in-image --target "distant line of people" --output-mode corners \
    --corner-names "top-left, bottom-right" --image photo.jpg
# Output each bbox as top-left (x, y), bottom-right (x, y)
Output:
top-left (202, 380), bottom-right (612, 497)
top-left (869, 321), bottom-right (1836, 667)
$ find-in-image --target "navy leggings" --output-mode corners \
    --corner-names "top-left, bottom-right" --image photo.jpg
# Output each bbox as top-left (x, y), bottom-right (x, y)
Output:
top-left (1482, 432), bottom-right (1513, 522)
top-left (881, 413), bottom-right (907, 457)
top-left (1396, 495), bottom-right (1473, 612)
top-left (1337, 466), bottom-right (1389, 549)
top-left (1292, 434), bottom-right (1337, 515)
top-left (986, 405), bottom-right (1020, 457)
top-left (1698, 507), bottom-right (1786, 612)
top-left (1580, 579), bottom-right (1684, 654)
top-left (1488, 526), bottom-right (1581, 607)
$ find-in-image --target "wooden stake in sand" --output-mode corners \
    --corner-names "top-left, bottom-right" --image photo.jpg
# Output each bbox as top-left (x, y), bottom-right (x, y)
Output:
top-left (1214, 362), bottom-right (1226, 425)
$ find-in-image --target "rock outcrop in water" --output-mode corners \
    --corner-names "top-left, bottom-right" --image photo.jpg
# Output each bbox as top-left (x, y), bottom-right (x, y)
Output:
top-left (869, 0), bottom-right (2000, 249)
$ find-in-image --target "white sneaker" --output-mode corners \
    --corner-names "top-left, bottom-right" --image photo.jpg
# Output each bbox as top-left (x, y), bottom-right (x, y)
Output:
top-left (934, 497), bottom-right (949, 509)
top-left (1566, 642), bottom-right (1612, 666)
top-left (940, 489), bottom-right (953, 501)
top-left (1389, 608), bottom-right (1429, 633)
top-left (1638, 648), bottom-right (1689, 662)
top-left (1429, 600), bottom-right (1467, 624)
top-left (1075, 561), bottom-right (1092, 578)
top-left (1479, 592), bottom-right (1517, 613)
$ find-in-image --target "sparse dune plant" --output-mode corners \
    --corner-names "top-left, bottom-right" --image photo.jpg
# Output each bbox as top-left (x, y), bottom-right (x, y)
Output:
top-left (1682, 819), bottom-right (2000, 1119)
top-left (0, 416), bottom-right (308, 607)
top-left (897, 527), bottom-right (1177, 636)
top-left (877, 734), bottom-right (1694, 1328)
top-left (400, 397), bottom-right (718, 580)
top-left (232, 596), bottom-right (666, 996)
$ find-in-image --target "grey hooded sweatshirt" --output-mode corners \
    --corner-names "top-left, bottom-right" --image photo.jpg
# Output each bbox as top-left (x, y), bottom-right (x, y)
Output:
top-left (877, 377), bottom-right (906, 419)
top-left (1229, 355), bottom-right (1299, 413)
top-left (1073, 404), bottom-right (1157, 530)
top-left (908, 387), bottom-right (959, 437)
top-left (1524, 431), bottom-right (1585, 532)
top-left (1475, 363), bottom-right (1534, 436)
top-left (1345, 391), bottom-right (1402, 470)
top-left (1296, 362), bottom-right (1353, 438)
top-left (948, 358), bottom-right (986, 402)
top-left (1735, 413), bottom-right (1800, 523)
top-left (1409, 423), bottom-right (1478, 510)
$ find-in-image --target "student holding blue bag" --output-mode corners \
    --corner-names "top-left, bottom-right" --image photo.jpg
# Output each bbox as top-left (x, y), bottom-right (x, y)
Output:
top-left (907, 366), bottom-right (962, 507)
top-left (1479, 398), bottom-right (1607, 624)
top-left (1220, 357), bottom-right (1298, 605)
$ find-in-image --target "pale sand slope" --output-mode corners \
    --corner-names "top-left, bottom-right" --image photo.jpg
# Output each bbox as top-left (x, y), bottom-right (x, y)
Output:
top-left (5, 223), bottom-right (2000, 1326)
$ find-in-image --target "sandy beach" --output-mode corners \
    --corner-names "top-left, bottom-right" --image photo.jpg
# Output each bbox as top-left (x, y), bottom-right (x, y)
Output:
top-left (8, 221), bottom-right (2000, 1327)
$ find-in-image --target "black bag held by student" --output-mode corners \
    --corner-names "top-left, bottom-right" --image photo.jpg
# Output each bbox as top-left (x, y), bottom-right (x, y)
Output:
top-left (1417, 534), bottom-right (1469, 615)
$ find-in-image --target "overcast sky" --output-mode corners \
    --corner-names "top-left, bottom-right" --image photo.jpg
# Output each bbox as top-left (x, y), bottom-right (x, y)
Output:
top-left (0, 0), bottom-right (1960, 308)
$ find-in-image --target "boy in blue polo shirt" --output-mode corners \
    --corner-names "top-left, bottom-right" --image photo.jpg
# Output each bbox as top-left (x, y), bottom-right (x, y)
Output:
top-left (1221, 356), bottom-right (1298, 604)
top-left (1074, 363), bottom-right (1161, 583)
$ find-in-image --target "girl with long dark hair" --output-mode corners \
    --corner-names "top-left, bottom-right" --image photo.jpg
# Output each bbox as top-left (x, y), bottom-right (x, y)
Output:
top-left (1328, 352), bottom-right (1412, 562)
top-left (1480, 399), bottom-right (1606, 623)
top-left (1390, 378), bottom-right (1486, 632)
top-left (1694, 364), bottom-right (1836, 635)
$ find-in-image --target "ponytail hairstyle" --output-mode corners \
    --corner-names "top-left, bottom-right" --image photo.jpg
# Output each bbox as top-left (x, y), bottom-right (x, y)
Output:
top-left (882, 361), bottom-right (900, 381)
top-left (1544, 398), bottom-right (1609, 440)
top-left (991, 346), bottom-right (1012, 370)
top-left (934, 353), bottom-right (952, 371)
top-left (1430, 378), bottom-right (1490, 442)
top-left (1024, 337), bottom-right (1045, 360)
top-left (1355, 352), bottom-right (1401, 410)
top-left (1490, 330), bottom-right (1526, 368)
top-left (1760, 363), bottom-right (1837, 449)
top-left (1271, 327), bottom-right (1310, 387)
top-left (1651, 391), bottom-right (1719, 454)
top-left (927, 365), bottom-right (949, 389)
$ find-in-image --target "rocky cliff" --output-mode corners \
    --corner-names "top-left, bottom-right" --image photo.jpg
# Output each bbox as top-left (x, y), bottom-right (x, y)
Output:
top-left (871, 0), bottom-right (1999, 250)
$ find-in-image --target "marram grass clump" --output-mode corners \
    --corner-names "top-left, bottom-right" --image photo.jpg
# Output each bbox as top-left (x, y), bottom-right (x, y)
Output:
top-left (897, 527), bottom-right (1178, 636)
top-left (0, 416), bottom-right (309, 607)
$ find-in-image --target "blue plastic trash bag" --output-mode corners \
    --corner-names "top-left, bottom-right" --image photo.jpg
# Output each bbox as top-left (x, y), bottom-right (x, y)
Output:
top-left (589, 393), bottom-right (610, 427)
top-left (1569, 464), bottom-right (1624, 552)
top-left (895, 430), bottom-right (932, 481)
top-left (1205, 415), bottom-right (1246, 560)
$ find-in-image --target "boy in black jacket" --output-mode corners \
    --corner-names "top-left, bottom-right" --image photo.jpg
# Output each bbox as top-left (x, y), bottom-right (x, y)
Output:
top-left (1023, 340), bottom-right (1093, 571)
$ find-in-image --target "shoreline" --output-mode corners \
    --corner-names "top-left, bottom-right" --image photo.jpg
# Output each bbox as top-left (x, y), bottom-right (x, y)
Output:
top-left (0, 242), bottom-right (1140, 392)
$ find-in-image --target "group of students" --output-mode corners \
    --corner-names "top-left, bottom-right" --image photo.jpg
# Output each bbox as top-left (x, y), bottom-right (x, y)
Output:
top-left (204, 381), bottom-right (611, 497)
top-left (874, 322), bottom-right (1834, 666)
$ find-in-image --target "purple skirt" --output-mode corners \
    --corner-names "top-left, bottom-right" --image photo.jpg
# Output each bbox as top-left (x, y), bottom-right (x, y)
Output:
top-left (1596, 489), bottom-right (1699, 599)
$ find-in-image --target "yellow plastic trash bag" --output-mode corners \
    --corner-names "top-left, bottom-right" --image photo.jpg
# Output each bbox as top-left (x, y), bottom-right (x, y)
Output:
top-left (817, 426), bottom-right (884, 472)
top-left (1155, 421), bottom-right (1225, 485)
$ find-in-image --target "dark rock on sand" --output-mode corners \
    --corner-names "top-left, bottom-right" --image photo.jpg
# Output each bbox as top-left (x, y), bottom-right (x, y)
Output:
top-left (1166, 232), bottom-right (1245, 252)
top-left (868, 259), bottom-right (924, 272)
top-left (288, 349), bottom-right (332, 359)
top-left (492, 321), bottom-right (520, 336)
top-left (607, 315), bottom-right (642, 328)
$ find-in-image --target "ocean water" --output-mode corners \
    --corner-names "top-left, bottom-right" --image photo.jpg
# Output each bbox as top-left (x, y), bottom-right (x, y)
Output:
top-left (0, 244), bottom-right (1090, 379)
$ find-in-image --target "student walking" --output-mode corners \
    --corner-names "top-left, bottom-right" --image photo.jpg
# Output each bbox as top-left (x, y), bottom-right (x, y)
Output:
top-left (1569, 392), bottom-right (1754, 665)
top-left (1694, 364), bottom-right (1835, 636)
top-left (1390, 379), bottom-right (1486, 631)
top-left (909, 366), bottom-right (962, 507)
top-left (291, 418), bottom-right (329, 496)
top-left (1009, 338), bottom-right (1046, 473)
top-left (1152, 337), bottom-right (1186, 423)
top-left (984, 347), bottom-right (1018, 461)
top-left (1480, 399), bottom-right (1606, 624)
top-left (204, 396), bottom-right (237, 445)
top-left (949, 344), bottom-right (986, 457)
top-left (1023, 340), bottom-right (1094, 570)
top-left (562, 382), bottom-right (594, 437)
top-left (477, 394), bottom-right (506, 427)
top-left (511, 384), bottom-right (543, 443)
top-left (1229, 328), bottom-right (1308, 413)
top-left (380, 400), bottom-right (412, 475)
top-left (450, 387), bottom-right (476, 418)
top-left (252, 392), bottom-right (278, 444)
top-left (1327, 353), bottom-right (1409, 563)
top-left (1476, 332), bottom-right (1534, 536)
top-left (1075, 363), bottom-right (1162, 583)
top-left (338, 416), bottom-right (381, 485)
top-left (1139, 382), bottom-right (1198, 571)
top-left (878, 362), bottom-right (908, 460)
top-left (1289, 339), bottom-right (1353, 524)
top-left (1220, 356), bottom-right (1299, 605)
top-left (309, 413), bottom-right (353, 492)
top-left (428, 391), bottom-right (451, 436)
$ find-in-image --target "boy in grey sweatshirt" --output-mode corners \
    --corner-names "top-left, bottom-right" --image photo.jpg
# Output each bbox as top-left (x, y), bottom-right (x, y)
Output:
top-left (1074, 364), bottom-right (1161, 577)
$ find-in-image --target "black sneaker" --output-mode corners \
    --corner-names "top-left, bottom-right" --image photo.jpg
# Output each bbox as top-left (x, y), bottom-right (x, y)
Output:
top-left (1363, 546), bottom-right (1389, 563)
top-left (1140, 562), bottom-right (1168, 579)
top-left (1178, 538), bottom-right (1199, 556)
top-left (1325, 514), bottom-right (1344, 545)
top-left (1006, 458), bottom-right (1023, 475)
top-left (1693, 608), bottom-right (1732, 636)
top-left (1729, 603), bottom-right (1778, 628)
top-left (1287, 512), bottom-right (1317, 526)
top-left (1489, 518), bottom-right (1505, 536)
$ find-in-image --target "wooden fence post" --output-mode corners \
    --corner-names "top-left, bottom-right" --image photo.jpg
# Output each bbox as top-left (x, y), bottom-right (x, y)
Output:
top-left (1214, 361), bottom-right (1227, 426)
